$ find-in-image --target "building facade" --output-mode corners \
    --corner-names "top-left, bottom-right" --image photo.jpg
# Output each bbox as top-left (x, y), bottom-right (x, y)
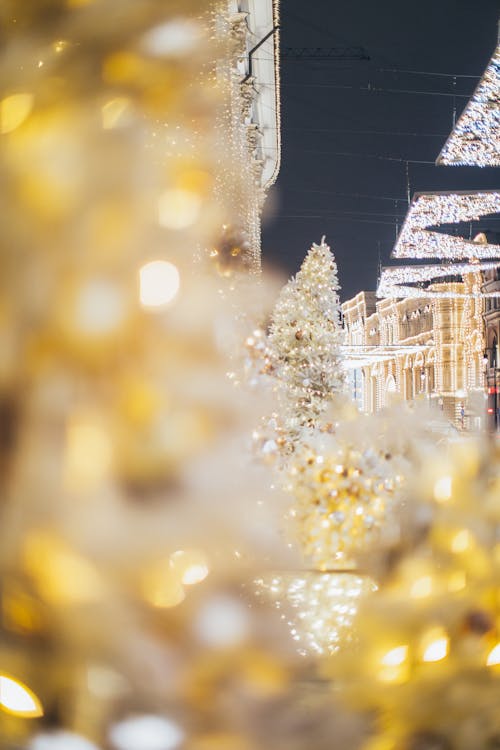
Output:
top-left (342, 271), bottom-right (486, 429)
top-left (214, 0), bottom-right (280, 273)
top-left (483, 266), bottom-right (500, 430)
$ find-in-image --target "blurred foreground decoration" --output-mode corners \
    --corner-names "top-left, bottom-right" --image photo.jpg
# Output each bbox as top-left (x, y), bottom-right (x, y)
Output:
top-left (329, 437), bottom-right (500, 750)
top-left (0, 1), bottom-right (332, 748)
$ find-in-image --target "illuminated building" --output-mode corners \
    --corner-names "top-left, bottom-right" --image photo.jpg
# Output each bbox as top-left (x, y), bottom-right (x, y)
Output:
top-left (342, 268), bottom-right (486, 428)
top-left (215, 1), bottom-right (280, 272)
top-left (483, 263), bottom-right (500, 430)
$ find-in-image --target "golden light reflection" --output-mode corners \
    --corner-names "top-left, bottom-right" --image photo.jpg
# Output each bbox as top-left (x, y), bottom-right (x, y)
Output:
top-left (451, 529), bottom-right (472, 554)
top-left (158, 189), bottom-right (202, 230)
top-left (410, 575), bottom-right (432, 599)
top-left (23, 533), bottom-right (104, 604)
top-left (64, 412), bottom-right (113, 491)
top-left (102, 97), bottom-right (130, 129)
top-left (141, 560), bottom-right (185, 609)
top-left (0, 93), bottom-right (34, 134)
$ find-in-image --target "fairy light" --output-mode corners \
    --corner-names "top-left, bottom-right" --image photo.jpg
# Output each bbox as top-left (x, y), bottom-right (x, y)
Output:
top-left (392, 192), bottom-right (500, 260)
top-left (437, 42), bottom-right (500, 167)
top-left (255, 572), bottom-right (376, 656)
top-left (377, 262), bottom-right (500, 300)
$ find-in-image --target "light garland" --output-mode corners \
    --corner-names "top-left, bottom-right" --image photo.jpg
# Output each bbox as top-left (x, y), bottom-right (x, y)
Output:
top-left (341, 345), bottom-right (429, 368)
top-left (392, 191), bottom-right (500, 260)
top-left (377, 262), bottom-right (500, 299)
top-left (254, 571), bottom-right (376, 656)
top-left (437, 42), bottom-right (500, 167)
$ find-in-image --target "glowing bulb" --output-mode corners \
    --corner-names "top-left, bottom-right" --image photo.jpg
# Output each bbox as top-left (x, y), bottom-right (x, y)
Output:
top-left (421, 629), bottom-right (449, 662)
top-left (0, 93), bottom-right (33, 134)
top-left (486, 643), bottom-right (500, 667)
top-left (139, 261), bottom-right (180, 308)
top-left (28, 731), bottom-right (100, 750)
top-left (109, 714), bottom-right (184, 750)
top-left (433, 476), bottom-right (452, 502)
top-left (381, 645), bottom-right (408, 667)
top-left (158, 189), bottom-right (201, 230)
top-left (0, 674), bottom-right (43, 717)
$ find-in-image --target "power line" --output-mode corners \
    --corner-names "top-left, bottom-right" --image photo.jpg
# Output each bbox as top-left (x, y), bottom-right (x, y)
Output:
top-left (301, 149), bottom-right (436, 164)
top-left (287, 126), bottom-right (448, 138)
top-left (286, 208), bottom-right (406, 219)
top-left (282, 82), bottom-right (472, 98)
top-left (378, 67), bottom-right (479, 79)
top-left (285, 188), bottom-right (408, 202)
top-left (274, 215), bottom-right (400, 226)
top-left (281, 46), bottom-right (370, 60)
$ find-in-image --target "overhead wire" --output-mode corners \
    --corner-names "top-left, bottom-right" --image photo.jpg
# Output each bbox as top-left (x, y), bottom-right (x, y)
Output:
top-left (281, 82), bottom-right (472, 97)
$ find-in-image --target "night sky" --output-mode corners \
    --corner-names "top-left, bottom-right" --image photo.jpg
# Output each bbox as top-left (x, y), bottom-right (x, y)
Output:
top-left (261, 0), bottom-right (500, 302)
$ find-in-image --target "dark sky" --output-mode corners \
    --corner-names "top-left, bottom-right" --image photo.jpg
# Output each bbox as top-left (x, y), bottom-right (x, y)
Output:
top-left (261, 0), bottom-right (500, 302)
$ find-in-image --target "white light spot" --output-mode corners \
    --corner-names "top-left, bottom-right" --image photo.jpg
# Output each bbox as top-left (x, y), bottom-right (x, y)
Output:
top-left (139, 261), bottom-right (180, 309)
top-left (141, 19), bottom-right (201, 57)
top-left (194, 595), bottom-right (250, 648)
top-left (28, 731), bottom-right (100, 750)
top-left (75, 280), bottom-right (126, 335)
top-left (109, 715), bottom-right (184, 750)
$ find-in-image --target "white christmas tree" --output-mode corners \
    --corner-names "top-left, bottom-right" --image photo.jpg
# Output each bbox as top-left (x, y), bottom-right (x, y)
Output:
top-left (268, 237), bottom-right (346, 441)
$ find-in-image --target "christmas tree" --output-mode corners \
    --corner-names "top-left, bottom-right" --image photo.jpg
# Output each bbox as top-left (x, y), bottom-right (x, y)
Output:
top-left (268, 237), bottom-right (346, 443)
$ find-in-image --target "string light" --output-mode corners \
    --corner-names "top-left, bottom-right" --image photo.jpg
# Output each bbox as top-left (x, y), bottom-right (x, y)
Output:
top-left (255, 572), bottom-right (376, 656)
top-left (392, 191), bottom-right (500, 260)
top-left (377, 262), bottom-right (500, 299)
top-left (437, 42), bottom-right (500, 166)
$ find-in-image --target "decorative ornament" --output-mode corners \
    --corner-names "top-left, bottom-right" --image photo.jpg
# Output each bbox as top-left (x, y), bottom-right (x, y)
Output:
top-left (377, 261), bottom-right (500, 299)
